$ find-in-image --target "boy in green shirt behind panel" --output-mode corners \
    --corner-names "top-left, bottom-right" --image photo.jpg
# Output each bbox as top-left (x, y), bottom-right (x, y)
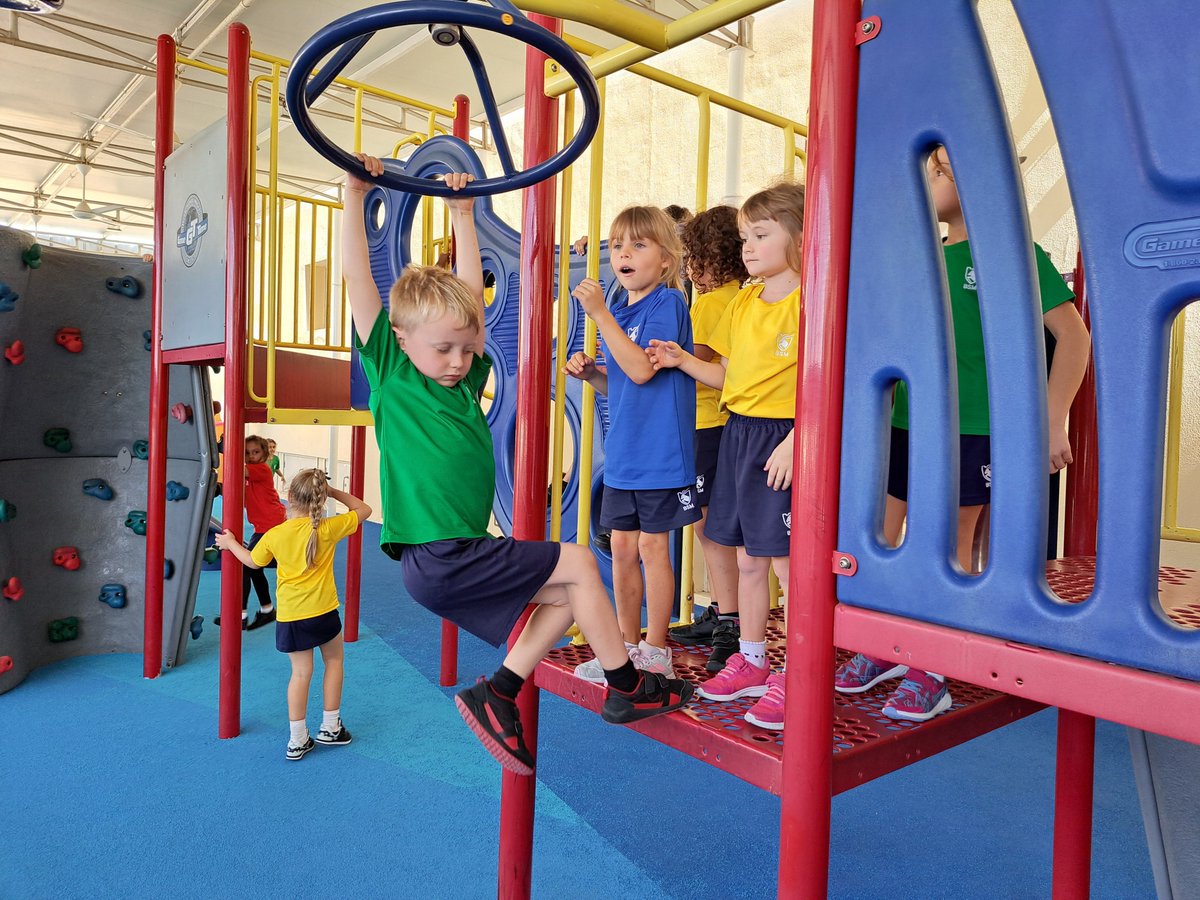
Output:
top-left (341, 154), bottom-right (694, 775)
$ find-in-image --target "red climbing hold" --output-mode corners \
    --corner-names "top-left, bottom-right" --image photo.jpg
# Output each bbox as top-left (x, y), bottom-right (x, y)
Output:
top-left (4, 340), bottom-right (24, 365)
top-left (55, 327), bottom-right (83, 353)
top-left (2, 576), bottom-right (23, 601)
top-left (170, 402), bottom-right (193, 423)
top-left (0, 656), bottom-right (12, 675)
top-left (52, 546), bottom-right (81, 571)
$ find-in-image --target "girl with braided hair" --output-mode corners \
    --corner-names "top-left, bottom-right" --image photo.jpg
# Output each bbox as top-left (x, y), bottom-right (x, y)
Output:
top-left (216, 468), bottom-right (371, 760)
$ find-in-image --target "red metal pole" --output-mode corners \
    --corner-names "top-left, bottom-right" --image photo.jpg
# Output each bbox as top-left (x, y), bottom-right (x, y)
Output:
top-left (778, 1), bottom-right (860, 897)
top-left (144, 34), bottom-right (176, 679)
top-left (498, 20), bottom-right (559, 900)
top-left (1063, 252), bottom-right (1097, 558)
top-left (344, 425), bottom-right (367, 642)
top-left (1054, 252), bottom-right (1096, 899)
top-left (219, 23), bottom-right (251, 739)
top-left (438, 94), bottom-right (472, 686)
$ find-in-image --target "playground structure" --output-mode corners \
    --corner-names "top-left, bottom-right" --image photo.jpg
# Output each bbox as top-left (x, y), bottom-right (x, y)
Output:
top-left (138, 0), bottom-right (1200, 896)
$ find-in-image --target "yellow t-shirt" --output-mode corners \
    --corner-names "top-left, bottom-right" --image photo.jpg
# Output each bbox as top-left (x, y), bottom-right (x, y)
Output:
top-left (250, 510), bottom-right (361, 622)
top-left (691, 280), bottom-right (741, 430)
top-left (707, 282), bottom-right (803, 419)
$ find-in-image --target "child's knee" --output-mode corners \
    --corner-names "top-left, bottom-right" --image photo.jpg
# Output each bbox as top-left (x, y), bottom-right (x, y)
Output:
top-left (609, 530), bottom-right (640, 563)
top-left (637, 530), bottom-right (670, 560)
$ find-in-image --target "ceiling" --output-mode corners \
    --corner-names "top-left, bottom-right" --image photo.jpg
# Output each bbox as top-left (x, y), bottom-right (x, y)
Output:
top-left (0, 0), bottom-right (744, 250)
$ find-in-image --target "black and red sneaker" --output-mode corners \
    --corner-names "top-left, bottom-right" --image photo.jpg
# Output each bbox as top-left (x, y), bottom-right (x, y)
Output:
top-left (602, 672), bottom-right (694, 725)
top-left (454, 679), bottom-right (534, 775)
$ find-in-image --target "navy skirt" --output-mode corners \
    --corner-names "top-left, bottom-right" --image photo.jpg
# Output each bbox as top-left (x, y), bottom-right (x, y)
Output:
top-left (276, 609), bottom-right (342, 653)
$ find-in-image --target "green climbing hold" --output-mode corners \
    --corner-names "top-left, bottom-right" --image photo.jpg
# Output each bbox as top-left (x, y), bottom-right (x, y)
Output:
top-left (48, 617), bottom-right (80, 643)
top-left (44, 428), bottom-right (72, 453)
top-left (22, 243), bottom-right (42, 269)
top-left (0, 499), bottom-right (14, 522)
top-left (202, 548), bottom-right (219, 565)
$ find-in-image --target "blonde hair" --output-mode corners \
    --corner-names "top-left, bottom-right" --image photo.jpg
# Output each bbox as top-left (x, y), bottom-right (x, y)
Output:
top-left (739, 181), bottom-right (807, 274)
top-left (288, 468), bottom-right (329, 570)
top-left (609, 206), bottom-right (684, 292)
top-left (388, 265), bottom-right (482, 333)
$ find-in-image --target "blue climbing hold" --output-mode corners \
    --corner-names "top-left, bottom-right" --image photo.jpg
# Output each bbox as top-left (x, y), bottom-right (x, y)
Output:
top-left (98, 584), bottom-right (127, 609)
top-left (0, 499), bottom-right (14, 522)
top-left (131, 440), bottom-right (149, 460)
top-left (105, 275), bottom-right (142, 298)
top-left (165, 480), bottom-right (190, 501)
top-left (189, 615), bottom-right (204, 640)
top-left (143, 329), bottom-right (152, 352)
top-left (164, 559), bottom-right (175, 580)
top-left (124, 510), bottom-right (147, 536)
top-left (82, 478), bottom-right (114, 501)
top-left (0, 283), bottom-right (18, 312)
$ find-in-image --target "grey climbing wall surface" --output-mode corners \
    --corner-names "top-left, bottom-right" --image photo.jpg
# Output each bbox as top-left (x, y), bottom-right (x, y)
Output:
top-left (0, 225), bottom-right (215, 695)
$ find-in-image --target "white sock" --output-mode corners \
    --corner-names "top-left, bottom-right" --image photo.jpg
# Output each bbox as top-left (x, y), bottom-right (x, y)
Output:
top-left (241, 612), bottom-right (249, 621)
top-left (261, 603), bottom-right (274, 613)
top-left (624, 641), bottom-right (637, 652)
top-left (289, 719), bottom-right (308, 746)
top-left (740, 640), bottom-right (768, 669)
top-left (322, 709), bottom-right (340, 732)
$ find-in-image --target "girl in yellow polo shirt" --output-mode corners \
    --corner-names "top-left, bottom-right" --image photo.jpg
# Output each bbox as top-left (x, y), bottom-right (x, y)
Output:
top-left (216, 469), bottom-right (371, 760)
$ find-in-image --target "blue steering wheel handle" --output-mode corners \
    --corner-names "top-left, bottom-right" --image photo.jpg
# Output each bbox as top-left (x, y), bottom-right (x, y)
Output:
top-left (286, 1), bottom-right (600, 198)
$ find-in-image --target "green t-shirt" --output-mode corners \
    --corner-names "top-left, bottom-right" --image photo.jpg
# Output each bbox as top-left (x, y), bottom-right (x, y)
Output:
top-left (892, 241), bottom-right (1074, 435)
top-left (355, 309), bottom-right (495, 546)
top-left (268, 455), bottom-right (281, 475)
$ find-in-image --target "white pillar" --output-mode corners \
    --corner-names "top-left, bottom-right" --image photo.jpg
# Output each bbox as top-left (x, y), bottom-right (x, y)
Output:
top-left (722, 41), bottom-right (749, 208)
top-left (326, 425), bottom-right (339, 515)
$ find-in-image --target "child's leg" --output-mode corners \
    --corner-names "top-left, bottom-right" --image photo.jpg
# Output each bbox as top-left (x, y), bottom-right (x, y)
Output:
top-left (609, 528), bottom-right (644, 646)
top-left (735, 548), bottom-right (772, 646)
top-left (883, 494), bottom-right (907, 547)
top-left (317, 632), bottom-right (345, 713)
top-left (639, 530), bottom-right (673, 649)
top-left (957, 505), bottom-right (986, 574)
top-left (287, 649), bottom-right (315, 721)
top-left (695, 508), bottom-right (739, 615)
top-left (247, 569), bottom-right (273, 610)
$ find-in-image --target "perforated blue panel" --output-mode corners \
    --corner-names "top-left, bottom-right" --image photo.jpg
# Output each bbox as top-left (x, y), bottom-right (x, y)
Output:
top-left (836, 1), bottom-right (1200, 680)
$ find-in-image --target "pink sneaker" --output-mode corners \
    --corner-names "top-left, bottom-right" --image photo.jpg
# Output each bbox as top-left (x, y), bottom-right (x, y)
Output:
top-left (744, 673), bottom-right (786, 730)
top-left (882, 670), bottom-right (952, 722)
top-left (697, 653), bottom-right (770, 701)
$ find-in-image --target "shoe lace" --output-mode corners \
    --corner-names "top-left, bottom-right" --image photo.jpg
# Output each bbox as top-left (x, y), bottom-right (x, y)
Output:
top-left (890, 676), bottom-right (937, 710)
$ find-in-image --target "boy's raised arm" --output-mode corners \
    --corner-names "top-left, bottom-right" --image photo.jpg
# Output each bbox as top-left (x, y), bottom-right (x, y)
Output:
top-left (342, 154), bottom-right (386, 344)
top-left (443, 173), bottom-right (485, 346)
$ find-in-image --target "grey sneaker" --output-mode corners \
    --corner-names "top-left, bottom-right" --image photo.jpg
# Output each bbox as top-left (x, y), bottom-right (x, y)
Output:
top-left (315, 721), bottom-right (352, 745)
top-left (632, 640), bottom-right (676, 678)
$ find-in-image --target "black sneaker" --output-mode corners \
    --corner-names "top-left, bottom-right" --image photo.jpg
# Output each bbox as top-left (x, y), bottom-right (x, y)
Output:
top-left (602, 672), bottom-right (694, 724)
top-left (669, 604), bottom-right (720, 645)
top-left (212, 616), bottom-right (249, 630)
top-left (454, 680), bottom-right (535, 775)
top-left (315, 722), bottom-right (352, 745)
top-left (247, 609), bottom-right (276, 631)
top-left (594, 530), bottom-right (612, 553)
top-left (706, 619), bottom-right (740, 673)
top-left (286, 736), bottom-right (314, 761)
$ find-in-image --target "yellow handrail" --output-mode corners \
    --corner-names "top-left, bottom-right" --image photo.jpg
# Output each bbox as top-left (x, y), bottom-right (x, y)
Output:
top-left (550, 90), bottom-right (576, 543)
top-left (1163, 308), bottom-right (1199, 543)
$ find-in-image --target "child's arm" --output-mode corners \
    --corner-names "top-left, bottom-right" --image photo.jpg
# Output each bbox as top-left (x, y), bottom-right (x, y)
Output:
top-left (443, 173), bottom-right (485, 345)
top-left (342, 154), bottom-right (387, 344)
top-left (327, 484), bottom-right (373, 522)
top-left (572, 279), bottom-right (656, 384)
top-left (1043, 302), bottom-right (1092, 473)
top-left (647, 339), bottom-right (727, 390)
top-left (563, 350), bottom-right (608, 395)
top-left (214, 529), bottom-right (262, 570)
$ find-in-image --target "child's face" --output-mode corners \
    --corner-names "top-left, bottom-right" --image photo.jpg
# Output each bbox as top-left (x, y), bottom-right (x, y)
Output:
top-left (609, 232), bottom-right (669, 297)
top-left (394, 312), bottom-right (480, 388)
top-left (267, 441), bottom-right (276, 454)
top-left (927, 148), bottom-right (962, 222)
top-left (740, 217), bottom-right (798, 280)
top-left (245, 443), bottom-right (265, 464)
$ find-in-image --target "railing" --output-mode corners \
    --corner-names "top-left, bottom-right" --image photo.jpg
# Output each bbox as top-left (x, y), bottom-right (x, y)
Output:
top-left (1164, 307), bottom-right (1199, 543)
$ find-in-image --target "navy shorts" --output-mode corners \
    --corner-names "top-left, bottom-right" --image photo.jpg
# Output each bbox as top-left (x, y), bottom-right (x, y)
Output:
top-left (277, 609), bottom-right (342, 654)
top-left (887, 426), bottom-right (992, 506)
top-left (704, 414), bottom-right (794, 557)
top-left (399, 537), bottom-right (562, 648)
top-left (694, 426), bottom-right (724, 508)
top-left (600, 484), bottom-right (702, 534)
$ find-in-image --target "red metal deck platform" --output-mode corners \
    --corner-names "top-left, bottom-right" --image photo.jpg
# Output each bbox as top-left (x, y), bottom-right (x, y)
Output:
top-left (537, 608), bottom-right (1044, 795)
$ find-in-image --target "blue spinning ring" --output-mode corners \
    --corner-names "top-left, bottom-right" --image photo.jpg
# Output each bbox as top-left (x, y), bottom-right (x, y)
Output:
top-left (286, 1), bottom-right (600, 197)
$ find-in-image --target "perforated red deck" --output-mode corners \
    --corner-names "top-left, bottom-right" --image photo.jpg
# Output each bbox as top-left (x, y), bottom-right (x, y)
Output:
top-left (537, 609), bottom-right (1043, 796)
top-left (1047, 557), bottom-right (1200, 627)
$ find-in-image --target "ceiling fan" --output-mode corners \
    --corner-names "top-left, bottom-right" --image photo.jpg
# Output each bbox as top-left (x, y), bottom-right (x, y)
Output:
top-left (70, 164), bottom-right (128, 222)
top-left (0, 0), bottom-right (65, 12)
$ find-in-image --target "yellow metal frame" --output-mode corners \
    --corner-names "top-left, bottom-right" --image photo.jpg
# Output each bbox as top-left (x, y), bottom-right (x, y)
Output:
top-left (1163, 308), bottom-right (1199, 543)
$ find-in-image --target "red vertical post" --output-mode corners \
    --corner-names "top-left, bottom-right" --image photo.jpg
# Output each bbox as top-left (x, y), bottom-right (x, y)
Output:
top-left (219, 23), bottom-right (252, 739)
top-left (343, 425), bottom-right (367, 642)
top-left (1054, 251), bottom-right (1096, 899)
top-left (145, 34), bottom-right (176, 679)
top-left (498, 20), bottom-right (559, 900)
top-left (778, 1), bottom-right (859, 897)
top-left (438, 94), bottom-right (472, 685)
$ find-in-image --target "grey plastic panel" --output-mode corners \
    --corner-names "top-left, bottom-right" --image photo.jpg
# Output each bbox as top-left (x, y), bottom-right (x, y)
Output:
top-left (1130, 728), bottom-right (1200, 900)
top-left (0, 225), bottom-right (212, 693)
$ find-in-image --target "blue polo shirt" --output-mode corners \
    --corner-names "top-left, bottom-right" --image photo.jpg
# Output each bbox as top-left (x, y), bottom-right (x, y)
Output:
top-left (602, 283), bottom-right (697, 490)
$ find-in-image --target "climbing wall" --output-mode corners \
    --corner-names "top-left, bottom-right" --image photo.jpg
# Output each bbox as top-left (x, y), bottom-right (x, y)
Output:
top-left (0, 225), bottom-right (215, 695)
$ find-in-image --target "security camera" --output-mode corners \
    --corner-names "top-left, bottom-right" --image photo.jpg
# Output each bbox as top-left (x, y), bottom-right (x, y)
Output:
top-left (429, 23), bottom-right (463, 47)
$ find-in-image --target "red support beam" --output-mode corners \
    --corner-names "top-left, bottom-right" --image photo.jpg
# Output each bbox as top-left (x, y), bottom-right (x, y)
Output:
top-left (499, 20), bottom-right (560, 900)
top-left (144, 33), bottom-right (176, 679)
top-left (1064, 252), bottom-right (1097, 558)
top-left (779, 0), bottom-right (860, 897)
top-left (438, 94), bottom-right (472, 686)
top-left (344, 425), bottom-right (367, 642)
top-left (219, 23), bottom-right (251, 739)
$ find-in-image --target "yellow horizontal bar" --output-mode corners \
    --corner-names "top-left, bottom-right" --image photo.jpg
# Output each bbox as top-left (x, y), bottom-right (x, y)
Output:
top-left (265, 408), bottom-right (374, 427)
top-left (391, 133), bottom-right (427, 158)
top-left (175, 55), bottom-right (230, 76)
top-left (517, 0), bottom-right (668, 50)
top-left (254, 186), bottom-right (342, 210)
top-left (1162, 527), bottom-right (1200, 544)
top-left (543, 0), bottom-right (783, 96)
top-left (563, 34), bottom-right (806, 134)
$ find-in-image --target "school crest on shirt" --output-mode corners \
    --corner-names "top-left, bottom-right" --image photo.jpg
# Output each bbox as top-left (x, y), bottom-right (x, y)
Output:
top-left (981, 463), bottom-right (992, 487)
top-left (963, 266), bottom-right (977, 291)
top-left (626, 325), bottom-right (640, 342)
top-left (782, 511), bottom-right (792, 536)
top-left (775, 332), bottom-right (795, 357)
top-left (677, 488), bottom-right (695, 511)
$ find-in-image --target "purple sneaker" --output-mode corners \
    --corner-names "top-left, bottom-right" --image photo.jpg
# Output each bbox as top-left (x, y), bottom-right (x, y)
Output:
top-left (882, 670), bottom-right (953, 722)
top-left (744, 673), bottom-right (786, 730)
top-left (834, 653), bottom-right (908, 694)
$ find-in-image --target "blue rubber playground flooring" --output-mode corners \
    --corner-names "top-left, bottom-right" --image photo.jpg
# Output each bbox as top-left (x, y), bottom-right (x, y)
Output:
top-left (0, 522), bottom-right (1154, 898)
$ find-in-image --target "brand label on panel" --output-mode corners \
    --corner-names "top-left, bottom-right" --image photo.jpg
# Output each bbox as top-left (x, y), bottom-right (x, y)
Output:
top-left (176, 193), bottom-right (210, 268)
top-left (1124, 218), bottom-right (1200, 270)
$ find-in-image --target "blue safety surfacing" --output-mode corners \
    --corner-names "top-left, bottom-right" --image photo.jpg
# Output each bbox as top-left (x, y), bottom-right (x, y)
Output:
top-left (0, 523), bottom-right (1153, 899)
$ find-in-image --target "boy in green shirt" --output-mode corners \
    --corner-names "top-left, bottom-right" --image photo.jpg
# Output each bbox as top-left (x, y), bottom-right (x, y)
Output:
top-left (342, 154), bottom-right (693, 775)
